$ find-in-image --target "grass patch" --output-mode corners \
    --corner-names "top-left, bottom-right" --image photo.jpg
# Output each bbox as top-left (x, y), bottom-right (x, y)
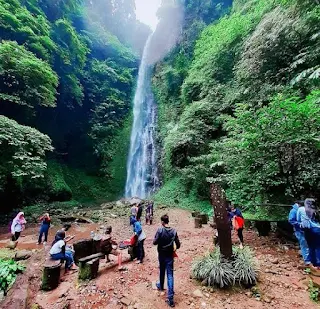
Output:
top-left (153, 177), bottom-right (212, 215)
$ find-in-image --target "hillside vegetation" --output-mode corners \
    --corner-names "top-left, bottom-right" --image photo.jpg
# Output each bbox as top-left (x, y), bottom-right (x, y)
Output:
top-left (0, 0), bottom-right (149, 211)
top-left (153, 0), bottom-right (320, 213)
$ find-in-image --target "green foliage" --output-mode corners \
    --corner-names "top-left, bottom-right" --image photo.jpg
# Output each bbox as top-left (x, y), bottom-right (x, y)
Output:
top-left (191, 247), bottom-right (259, 288)
top-left (0, 259), bottom-right (25, 294)
top-left (309, 280), bottom-right (320, 302)
top-left (218, 91), bottom-right (320, 205)
top-left (153, 177), bottom-right (212, 215)
top-left (0, 41), bottom-right (58, 107)
top-left (0, 115), bottom-right (53, 182)
top-left (46, 161), bottom-right (72, 201)
top-left (0, 0), bottom-right (144, 208)
top-left (154, 0), bottom-right (320, 214)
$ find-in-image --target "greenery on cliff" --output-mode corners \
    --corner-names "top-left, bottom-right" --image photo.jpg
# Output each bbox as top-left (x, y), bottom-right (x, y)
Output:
top-left (153, 0), bottom-right (320, 211)
top-left (0, 0), bottom-right (149, 211)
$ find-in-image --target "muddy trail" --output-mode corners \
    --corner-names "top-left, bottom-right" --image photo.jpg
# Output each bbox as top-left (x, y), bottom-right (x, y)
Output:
top-left (0, 207), bottom-right (318, 309)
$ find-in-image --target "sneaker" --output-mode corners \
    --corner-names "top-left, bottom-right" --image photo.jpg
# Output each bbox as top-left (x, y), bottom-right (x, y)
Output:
top-left (166, 299), bottom-right (175, 307)
top-left (136, 260), bottom-right (142, 264)
top-left (239, 243), bottom-right (244, 249)
top-left (156, 282), bottom-right (164, 291)
top-left (43, 241), bottom-right (47, 245)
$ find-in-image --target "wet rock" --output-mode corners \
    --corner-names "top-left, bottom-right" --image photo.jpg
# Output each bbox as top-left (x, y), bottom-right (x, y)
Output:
top-left (192, 289), bottom-right (204, 298)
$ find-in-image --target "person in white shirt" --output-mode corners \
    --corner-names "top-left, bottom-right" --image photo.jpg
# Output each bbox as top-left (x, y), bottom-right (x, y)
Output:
top-left (50, 230), bottom-right (76, 272)
top-left (11, 212), bottom-right (26, 241)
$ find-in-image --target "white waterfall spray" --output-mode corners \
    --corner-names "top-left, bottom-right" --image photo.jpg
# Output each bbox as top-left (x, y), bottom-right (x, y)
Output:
top-left (125, 34), bottom-right (159, 198)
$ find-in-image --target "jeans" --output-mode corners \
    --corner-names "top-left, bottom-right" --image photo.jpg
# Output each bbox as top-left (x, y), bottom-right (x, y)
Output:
top-left (305, 229), bottom-right (320, 266)
top-left (38, 224), bottom-right (49, 244)
top-left (51, 251), bottom-right (74, 269)
top-left (137, 240), bottom-right (145, 262)
top-left (158, 255), bottom-right (174, 301)
top-left (295, 230), bottom-right (311, 264)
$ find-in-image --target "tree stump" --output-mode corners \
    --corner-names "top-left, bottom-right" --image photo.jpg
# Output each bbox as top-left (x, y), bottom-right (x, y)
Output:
top-left (199, 213), bottom-right (208, 224)
top-left (192, 211), bottom-right (200, 218)
top-left (255, 221), bottom-right (271, 236)
top-left (210, 183), bottom-right (232, 259)
top-left (79, 257), bottom-right (100, 280)
top-left (41, 259), bottom-right (61, 291)
top-left (195, 217), bottom-right (202, 228)
top-left (73, 239), bottom-right (94, 263)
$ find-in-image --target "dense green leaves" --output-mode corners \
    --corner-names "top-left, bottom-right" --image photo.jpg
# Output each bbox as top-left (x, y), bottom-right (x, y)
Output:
top-left (154, 0), bottom-right (320, 209)
top-left (0, 41), bottom-right (58, 107)
top-left (0, 115), bottom-right (53, 181)
top-left (0, 259), bottom-right (25, 294)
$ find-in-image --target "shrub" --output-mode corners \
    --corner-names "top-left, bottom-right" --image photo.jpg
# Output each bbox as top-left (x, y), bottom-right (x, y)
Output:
top-left (0, 259), bottom-right (25, 295)
top-left (191, 247), bottom-right (259, 288)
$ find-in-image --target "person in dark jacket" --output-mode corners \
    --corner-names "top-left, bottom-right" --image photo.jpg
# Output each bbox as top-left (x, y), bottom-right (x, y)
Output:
top-left (136, 203), bottom-right (143, 221)
top-left (153, 214), bottom-right (181, 308)
top-left (146, 201), bottom-right (154, 225)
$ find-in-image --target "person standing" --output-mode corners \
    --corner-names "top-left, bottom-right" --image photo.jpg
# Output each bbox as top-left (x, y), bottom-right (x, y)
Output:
top-left (288, 200), bottom-right (310, 265)
top-left (229, 204), bottom-right (245, 249)
top-left (132, 217), bottom-right (146, 263)
top-left (297, 198), bottom-right (320, 267)
top-left (136, 203), bottom-right (143, 221)
top-left (146, 201), bottom-right (154, 225)
top-left (10, 212), bottom-right (26, 241)
top-left (38, 213), bottom-right (51, 245)
top-left (153, 214), bottom-right (181, 308)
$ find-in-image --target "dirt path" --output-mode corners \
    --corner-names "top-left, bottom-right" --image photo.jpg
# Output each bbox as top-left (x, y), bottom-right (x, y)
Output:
top-left (1, 207), bottom-right (318, 309)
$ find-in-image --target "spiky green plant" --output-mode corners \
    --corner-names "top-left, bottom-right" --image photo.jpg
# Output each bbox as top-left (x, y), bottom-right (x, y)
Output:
top-left (191, 247), bottom-right (259, 288)
top-left (232, 246), bottom-right (259, 286)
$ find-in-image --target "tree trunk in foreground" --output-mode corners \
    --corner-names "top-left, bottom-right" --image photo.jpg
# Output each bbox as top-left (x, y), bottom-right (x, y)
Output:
top-left (210, 183), bottom-right (232, 259)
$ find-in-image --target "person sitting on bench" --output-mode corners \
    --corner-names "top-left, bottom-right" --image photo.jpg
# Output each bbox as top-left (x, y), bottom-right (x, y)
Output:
top-left (100, 226), bottom-right (123, 270)
top-left (50, 230), bottom-right (76, 273)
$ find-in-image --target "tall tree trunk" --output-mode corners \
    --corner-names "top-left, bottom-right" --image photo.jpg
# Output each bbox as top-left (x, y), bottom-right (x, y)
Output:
top-left (210, 183), bottom-right (232, 259)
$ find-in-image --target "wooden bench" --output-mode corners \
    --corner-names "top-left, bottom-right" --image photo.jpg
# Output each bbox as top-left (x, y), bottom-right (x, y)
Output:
top-left (41, 259), bottom-right (62, 291)
top-left (78, 252), bottom-right (105, 280)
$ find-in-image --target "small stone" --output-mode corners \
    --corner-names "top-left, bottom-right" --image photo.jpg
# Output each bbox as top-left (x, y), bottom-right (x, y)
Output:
top-left (192, 289), bottom-right (204, 298)
top-left (120, 297), bottom-right (131, 306)
top-left (271, 258), bottom-right (279, 264)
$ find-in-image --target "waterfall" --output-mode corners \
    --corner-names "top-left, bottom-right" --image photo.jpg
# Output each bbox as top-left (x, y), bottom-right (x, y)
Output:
top-left (125, 34), bottom-right (159, 198)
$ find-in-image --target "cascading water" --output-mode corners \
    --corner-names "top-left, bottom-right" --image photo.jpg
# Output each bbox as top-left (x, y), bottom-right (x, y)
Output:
top-left (125, 34), bottom-right (159, 198)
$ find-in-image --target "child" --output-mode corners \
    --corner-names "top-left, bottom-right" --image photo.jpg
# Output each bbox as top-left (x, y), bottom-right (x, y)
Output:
top-left (50, 231), bottom-right (76, 272)
top-left (38, 213), bottom-right (51, 245)
top-left (10, 212), bottom-right (26, 241)
top-left (100, 226), bottom-right (124, 270)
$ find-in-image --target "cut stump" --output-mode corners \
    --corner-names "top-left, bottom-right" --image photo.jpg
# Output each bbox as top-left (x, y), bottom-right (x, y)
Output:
top-left (199, 213), bottom-right (208, 224)
top-left (79, 257), bottom-right (100, 280)
top-left (195, 217), bottom-right (202, 228)
top-left (255, 221), bottom-right (271, 237)
top-left (192, 211), bottom-right (200, 218)
top-left (41, 259), bottom-right (61, 291)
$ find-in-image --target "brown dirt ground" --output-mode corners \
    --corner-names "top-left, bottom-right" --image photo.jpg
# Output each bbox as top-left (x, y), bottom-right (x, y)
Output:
top-left (0, 207), bottom-right (318, 309)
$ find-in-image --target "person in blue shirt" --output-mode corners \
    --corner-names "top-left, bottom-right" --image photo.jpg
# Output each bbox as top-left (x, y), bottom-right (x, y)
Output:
top-left (288, 200), bottom-right (310, 265)
top-left (297, 198), bottom-right (320, 267)
top-left (131, 217), bottom-right (146, 264)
